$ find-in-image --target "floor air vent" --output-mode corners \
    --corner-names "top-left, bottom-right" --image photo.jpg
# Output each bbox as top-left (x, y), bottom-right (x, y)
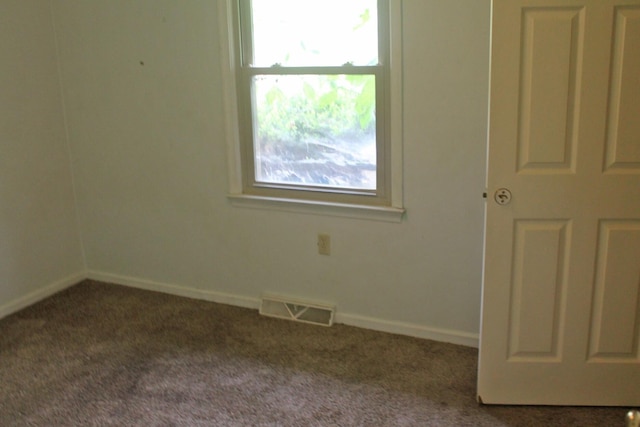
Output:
top-left (260, 295), bottom-right (335, 327)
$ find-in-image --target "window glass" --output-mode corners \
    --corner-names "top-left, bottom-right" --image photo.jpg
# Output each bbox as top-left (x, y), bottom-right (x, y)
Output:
top-left (250, 0), bottom-right (378, 67)
top-left (252, 74), bottom-right (376, 189)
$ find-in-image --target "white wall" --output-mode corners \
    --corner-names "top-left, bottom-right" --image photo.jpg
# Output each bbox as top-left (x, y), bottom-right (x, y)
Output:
top-left (0, 0), bottom-right (85, 317)
top-left (53, 0), bottom-right (490, 346)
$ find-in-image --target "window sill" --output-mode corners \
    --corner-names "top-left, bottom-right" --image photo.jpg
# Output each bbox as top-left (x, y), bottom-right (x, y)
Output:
top-left (228, 194), bottom-right (405, 223)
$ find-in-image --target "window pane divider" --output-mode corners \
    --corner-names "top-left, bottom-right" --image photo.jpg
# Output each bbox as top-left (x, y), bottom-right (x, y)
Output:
top-left (241, 65), bottom-right (382, 76)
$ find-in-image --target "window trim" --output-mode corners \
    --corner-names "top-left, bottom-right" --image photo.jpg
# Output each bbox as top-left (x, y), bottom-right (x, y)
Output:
top-left (218, 0), bottom-right (404, 221)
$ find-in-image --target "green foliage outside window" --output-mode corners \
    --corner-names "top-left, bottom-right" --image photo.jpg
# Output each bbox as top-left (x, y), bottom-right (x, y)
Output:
top-left (256, 74), bottom-right (375, 145)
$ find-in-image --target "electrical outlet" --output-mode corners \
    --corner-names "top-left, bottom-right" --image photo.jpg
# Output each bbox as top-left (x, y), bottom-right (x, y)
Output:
top-left (317, 233), bottom-right (331, 255)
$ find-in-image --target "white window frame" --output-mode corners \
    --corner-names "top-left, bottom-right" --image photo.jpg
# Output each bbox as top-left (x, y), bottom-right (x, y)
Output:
top-left (218, 0), bottom-right (404, 222)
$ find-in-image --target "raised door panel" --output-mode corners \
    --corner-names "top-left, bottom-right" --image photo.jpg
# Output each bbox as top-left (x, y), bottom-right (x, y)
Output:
top-left (508, 220), bottom-right (570, 360)
top-left (588, 221), bottom-right (640, 361)
top-left (604, 6), bottom-right (640, 172)
top-left (517, 8), bottom-right (583, 173)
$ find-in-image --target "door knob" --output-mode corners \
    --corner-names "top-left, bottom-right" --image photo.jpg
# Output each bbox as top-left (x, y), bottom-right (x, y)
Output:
top-left (494, 188), bottom-right (512, 205)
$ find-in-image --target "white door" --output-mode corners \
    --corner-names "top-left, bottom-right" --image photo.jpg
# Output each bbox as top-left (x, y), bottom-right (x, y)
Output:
top-left (478, 0), bottom-right (640, 406)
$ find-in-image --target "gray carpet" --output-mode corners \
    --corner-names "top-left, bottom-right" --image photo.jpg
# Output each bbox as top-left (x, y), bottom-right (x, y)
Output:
top-left (0, 280), bottom-right (627, 426)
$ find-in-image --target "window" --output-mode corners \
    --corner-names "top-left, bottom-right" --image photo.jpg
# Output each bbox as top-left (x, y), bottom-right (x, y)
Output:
top-left (222, 0), bottom-right (403, 219)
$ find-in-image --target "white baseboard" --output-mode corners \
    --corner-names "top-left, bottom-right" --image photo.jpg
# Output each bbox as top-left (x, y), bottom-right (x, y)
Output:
top-left (335, 312), bottom-right (479, 348)
top-left (0, 271), bottom-right (86, 320)
top-left (2, 270), bottom-right (478, 348)
top-left (87, 270), bottom-right (478, 348)
top-left (86, 271), bottom-right (261, 310)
